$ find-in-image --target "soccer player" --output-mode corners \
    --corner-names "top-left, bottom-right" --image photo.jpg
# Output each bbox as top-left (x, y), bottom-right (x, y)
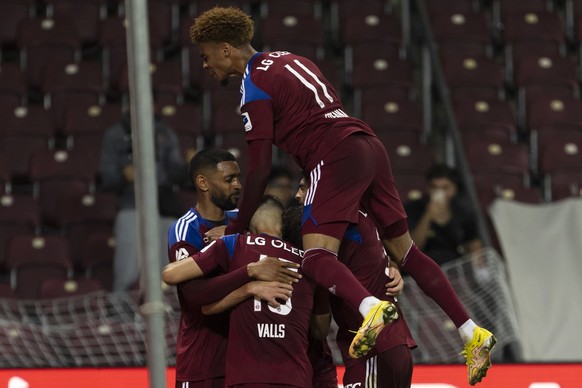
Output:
top-left (190, 7), bottom-right (496, 385)
top-left (167, 148), bottom-right (301, 388)
top-left (164, 196), bottom-right (329, 387)
top-left (295, 178), bottom-right (417, 387)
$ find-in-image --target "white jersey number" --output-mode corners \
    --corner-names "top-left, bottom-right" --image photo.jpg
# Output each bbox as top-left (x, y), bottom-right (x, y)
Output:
top-left (254, 255), bottom-right (295, 316)
top-left (285, 59), bottom-right (334, 108)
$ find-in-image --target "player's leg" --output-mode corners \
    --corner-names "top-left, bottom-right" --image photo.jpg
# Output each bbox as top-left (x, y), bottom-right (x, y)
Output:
top-left (362, 135), bottom-right (496, 385)
top-left (342, 347), bottom-right (413, 388)
top-left (300, 139), bottom-right (398, 359)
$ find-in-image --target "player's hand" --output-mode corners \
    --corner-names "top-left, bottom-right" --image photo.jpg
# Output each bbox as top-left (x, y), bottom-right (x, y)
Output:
top-left (385, 266), bottom-right (404, 297)
top-left (247, 281), bottom-right (293, 308)
top-left (247, 256), bottom-right (302, 284)
top-left (204, 225), bottom-right (228, 243)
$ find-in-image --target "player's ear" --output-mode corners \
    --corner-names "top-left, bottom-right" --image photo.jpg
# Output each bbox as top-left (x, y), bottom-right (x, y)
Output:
top-left (222, 43), bottom-right (232, 57)
top-left (196, 174), bottom-right (209, 192)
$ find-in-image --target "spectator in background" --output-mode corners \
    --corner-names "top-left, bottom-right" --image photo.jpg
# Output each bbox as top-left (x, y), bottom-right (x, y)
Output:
top-left (404, 164), bottom-right (483, 266)
top-left (264, 166), bottom-right (295, 208)
top-left (99, 111), bottom-right (188, 292)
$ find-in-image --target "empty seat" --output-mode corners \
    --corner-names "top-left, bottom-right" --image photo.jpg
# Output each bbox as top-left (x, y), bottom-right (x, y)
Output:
top-left (80, 234), bottom-right (115, 291)
top-left (0, 194), bottom-right (40, 269)
top-left (513, 55), bottom-right (577, 92)
top-left (465, 140), bottom-right (530, 187)
top-left (29, 149), bottom-right (96, 225)
top-left (0, 63), bottom-right (27, 107)
top-left (45, 0), bottom-right (107, 45)
top-left (431, 11), bottom-right (491, 48)
top-left (454, 99), bottom-right (517, 142)
top-left (477, 183), bottom-right (543, 210)
top-left (393, 173), bottom-right (426, 202)
top-left (384, 137), bottom-right (436, 175)
top-left (158, 103), bottom-right (204, 158)
top-left (538, 133), bottom-right (582, 175)
top-left (18, 16), bottom-right (81, 90)
top-left (361, 99), bottom-right (424, 138)
top-left (7, 234), bottom-right (72, 299)
top-left (441, 56), bottom-right (504, 100)
top-left (545, 171), bottom-right (582, 201)
top-left (0, 1), bottom-right (34, 46)
top-left (55, 192), bottom-right (118, 267)
top-left (41, 61), bottom-right (106, 131)
top-left (349, 56), bottom-right (413, 95)
top-left (527, 96), bottom-right (582, 132)
top-left (261, 14), bottom-right (325, 59)
top-left (0, 105), bottom-right (56, 182)
top-left (40, 277), bottom-right (103, 299)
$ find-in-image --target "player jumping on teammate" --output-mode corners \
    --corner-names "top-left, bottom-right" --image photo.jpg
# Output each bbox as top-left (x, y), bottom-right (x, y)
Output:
top-left (190, 7), bottom-right (496, 385)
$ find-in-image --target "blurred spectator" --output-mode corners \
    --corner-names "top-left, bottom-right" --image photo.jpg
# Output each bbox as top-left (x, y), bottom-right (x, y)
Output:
top-left (404, 164), bottom-right (483, 266)
top-left (99, 111), bottom-right (188, 292)
top-left (264, 167), bottom-right (295, 208)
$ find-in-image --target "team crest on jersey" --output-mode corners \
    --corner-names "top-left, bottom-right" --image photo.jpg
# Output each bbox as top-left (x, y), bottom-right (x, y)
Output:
top-left (242, 112), bottom-right (252, 132)
top-left (175, 247), bottom-right (190, 261)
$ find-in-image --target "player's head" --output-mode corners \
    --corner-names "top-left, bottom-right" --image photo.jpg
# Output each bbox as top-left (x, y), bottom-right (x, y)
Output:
top-left (249, 195), bottom-right (285, 237)
top-left (189, 148), bottom-right (241, 210)
top-left (265, 167), bottom-right (295, 207)
top-left (282, 205), bottom-right (303, 249)
top-left (425, 163), bottom-right (461, 202)
top-left (190, 6), bottom-right (254, 81)
top-left (294, 174), bottom-right (308, 206)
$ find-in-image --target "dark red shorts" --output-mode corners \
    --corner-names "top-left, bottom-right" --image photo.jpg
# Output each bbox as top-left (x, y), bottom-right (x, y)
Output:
top-left (176, 378), bottom-right (225, 388)
top-left (302, 133), bottom-right (407, 240)
top-left (342, 345), bottom-right (413, 388)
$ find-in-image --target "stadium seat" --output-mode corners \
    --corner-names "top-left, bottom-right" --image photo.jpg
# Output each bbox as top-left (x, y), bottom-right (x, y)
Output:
top-left (441, 56), bottom-right (504, 101)
top-left (0, 164), bottom-right (9, 196)
top-left (513, 55), bottom-right (577, 94)
top-left (425, 0), bottom-right (475, 16)
top-left (205, 83), bottom-right (243, 135)
top-left (349, 56), bottom-right (413, 95)
top-left (361, 98), bottom-right (424, 138)
top-left (538, 132), bottom-right (582, 176)
top-left (63, 102), bottom-right (124, 169)
top-left (7, 234), bottom-right (73, 299)
top-left (119, 60), bottom-right (183, 106)
top-left (29, 149), bottom-right (96, 226)
top-left (0, 194), bottom-right (40, 270)
top-left (0, 63), bottom-right (27, 107)
top-left (158, 103), bottom-right (204, 159)
top-left (383, 136), bottom-right (436, 175)
top-left (99, 16), bottom-right (164, 92)
top-left (477, 182), bottom-right (543, 210)
top-left (260, 0), bottom-right (321, 19)
top-left (393, 173), bottom-right (427, 203)
top-left (41, 61), bottom-right (106, 131)
top-left (0, 0), bottom-right (35, 47)
top-left (45, 0), bottom-right (108, 46)
top-left (18, 16), bottom-right (82, 90)
top-left (40, 278), bottom-right (103, 299)
top-left (464, 140), bottom-right (531, 187)
top-left (55, 192), bottom-right (118, 268)
top-left (454, 99), bottom-right (518, 142)
top-left (527, 96), bottom-right (582, 133)
top-left (545, 171), bottom-right (582, 201)
top-left (0, 105), bottom-right (56, 183)
top-left (80, 234), bottom-right (115, 291)
top-left (499, 10), bottom-right (564, 48)
top-left (260, 14), bottom-right (326, 60)
top-left (330, 0), bottom-right (394, 44)
top-left (339, 12), bottom-right (402, 49)
top-left (431, 11), bottom-right (491, 49)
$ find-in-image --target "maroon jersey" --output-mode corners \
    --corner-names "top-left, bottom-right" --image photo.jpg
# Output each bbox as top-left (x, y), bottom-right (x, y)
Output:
top-left (240, 51), bottom-right (374, 172)
top-left (167, 208), bottom-right (244, 383)
top-left (331, 211), bottom-right (417, 368)
top-left (194, 233), bottom-right (315, 387)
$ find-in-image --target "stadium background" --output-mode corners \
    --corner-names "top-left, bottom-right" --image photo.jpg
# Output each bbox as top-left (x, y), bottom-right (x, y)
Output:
top-left (1, 0), bottom-right (581, 386)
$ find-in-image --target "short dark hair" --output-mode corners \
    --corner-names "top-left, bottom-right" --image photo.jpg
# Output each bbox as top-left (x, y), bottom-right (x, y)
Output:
top-left (282, 206), bottom-right (303, 249)
top-left (426, 163), bottom-right (461, 188)
top-left (188, 148), bottom-right (236, 185)
top-left (190, 6), bottom-right (254, 47)
top-left (267, 166), bottom-right (295, 184)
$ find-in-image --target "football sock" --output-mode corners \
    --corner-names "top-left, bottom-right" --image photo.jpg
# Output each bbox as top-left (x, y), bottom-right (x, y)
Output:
top-left (359, 296), bottom-right (382, 317)
top-left (459, 319), bottom-right (478, 344)
top-left (302, 248), bottom-right (370, 314)
top-left (401, 243), bottom-right (470, 328)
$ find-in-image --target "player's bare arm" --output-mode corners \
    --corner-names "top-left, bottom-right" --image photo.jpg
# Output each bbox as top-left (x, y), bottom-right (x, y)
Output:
top-left (310, 313), bottom-right (332, 340)
top-left (201, 280), bottom-right (293, 315)
top-left (163, 253), bottom-right (302, 286)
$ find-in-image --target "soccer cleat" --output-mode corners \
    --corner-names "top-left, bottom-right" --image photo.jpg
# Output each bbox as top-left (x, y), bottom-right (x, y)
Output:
top-left (461, 326), bottom-right (497, 385)
top-left (348, 300), bottom-right (399, 359)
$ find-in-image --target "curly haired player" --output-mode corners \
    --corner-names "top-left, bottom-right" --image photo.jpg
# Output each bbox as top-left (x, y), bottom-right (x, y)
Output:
top-left (190, 7), bottom-right (496, 385)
